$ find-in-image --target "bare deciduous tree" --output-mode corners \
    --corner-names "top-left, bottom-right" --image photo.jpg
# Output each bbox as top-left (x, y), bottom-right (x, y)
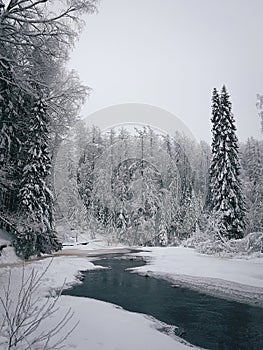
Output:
top-left (0, 261), bottom-right (78, 349)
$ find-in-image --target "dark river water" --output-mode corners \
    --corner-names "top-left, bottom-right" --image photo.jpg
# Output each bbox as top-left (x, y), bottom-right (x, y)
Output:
top-left (62, 254), bottom-right (263, 350)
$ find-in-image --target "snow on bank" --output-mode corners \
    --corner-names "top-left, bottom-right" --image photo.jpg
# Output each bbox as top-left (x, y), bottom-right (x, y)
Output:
top-left (0, 253), bottom-right (199, 350)
top-left (62, 237), bottom-right (128, 251)
top-left (0, 255), bottom-right (104, 298)
top-left (56, 223), bottom-right (126, 249)
top-left (49, 296), bottom-right (198, 350)
top-left (0, 246), bottom-right (21, 265)
top-left (131, 247), bottom-right (263, 306)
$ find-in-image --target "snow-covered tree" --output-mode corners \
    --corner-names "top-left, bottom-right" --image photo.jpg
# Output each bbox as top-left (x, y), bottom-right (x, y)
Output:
top-left (241, 138), bottom-right (263, 232)
top-left (0, 58), bottom-right (21, 212)
top-left (205, 88), bottom-right (221, 211)
top-left (77, 126), bottom-right (105, 219)
top-left (54, 135), bottom-right (88, 229)
top-left (208, 86), bottom-right (246, 239)
top-left (17, 97), bottom-right (62, 258)
top-left (0, 1), bottom-right (97, 258)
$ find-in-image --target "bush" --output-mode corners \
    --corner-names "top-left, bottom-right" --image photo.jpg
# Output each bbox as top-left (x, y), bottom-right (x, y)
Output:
top-left (0, 262), bottom-right (77, 349)
top-left (184, 213), bottom-right (263, 257)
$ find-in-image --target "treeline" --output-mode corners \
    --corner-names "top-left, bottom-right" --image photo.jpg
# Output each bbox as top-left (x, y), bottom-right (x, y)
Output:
top-left (56, 88), bottom-right (263, 247)
top-left (55, 125), bottom-right (206, 245)
top-left (0, 0), bottom-right (97, 258)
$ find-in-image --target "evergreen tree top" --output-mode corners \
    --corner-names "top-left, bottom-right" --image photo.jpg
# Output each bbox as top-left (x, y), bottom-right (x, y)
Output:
top-left (211, 88), bottom-right (221, 124)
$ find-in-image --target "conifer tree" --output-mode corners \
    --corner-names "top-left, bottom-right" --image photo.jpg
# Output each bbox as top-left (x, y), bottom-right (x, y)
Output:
top-left (17, 97), bottom-right (62, 258)
top-left (204, 88), bottom-right (221, 210)
top-left (208, 86), bottom-right (246, 239)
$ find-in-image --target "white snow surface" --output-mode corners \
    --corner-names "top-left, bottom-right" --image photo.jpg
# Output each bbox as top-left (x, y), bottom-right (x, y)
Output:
top-left (131, 246), bottom-right (263, 305)
top-left (1, 226), bottom-right (263, 349)
top-left (51, 296), bottom-right (194, 350)
top-left (0, 229), bottom-right (21, 265)
top-left (0, 245), bottom-right (197, 350)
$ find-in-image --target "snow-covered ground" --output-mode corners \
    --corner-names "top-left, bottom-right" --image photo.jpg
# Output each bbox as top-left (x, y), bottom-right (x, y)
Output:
top-left (131, 246), bottom-right (263, 306)
top-left (1, 228), bottom-right (263, 349)
top-left (52, 296), bottom-right (196, 350)
top-left (0, 257), bottom-right (197, 350)
top-left (0, 228), bottom-right (20, 265)
top-left (0, 229), bottom-right (198, 350)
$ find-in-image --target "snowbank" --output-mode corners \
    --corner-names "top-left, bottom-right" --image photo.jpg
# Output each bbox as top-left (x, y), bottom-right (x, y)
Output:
top-left (48, 296), bottom-right (197, 350)
top-left (0, 246), bottom-right (21, 265)
top-left (0, 228), bottom-right (21, 265)
top-left (131, 246), bottom-right (263, 306)
top-left (0, 252), bottom-right (200, 349)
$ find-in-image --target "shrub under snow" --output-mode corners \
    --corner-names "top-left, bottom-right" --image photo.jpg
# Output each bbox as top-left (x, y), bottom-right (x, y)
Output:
top-left (184, 231), bottom-right (263, 257)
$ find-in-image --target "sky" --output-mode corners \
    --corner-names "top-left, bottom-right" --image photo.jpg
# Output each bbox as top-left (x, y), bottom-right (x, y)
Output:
top-left (68, 0), bottom-right (263, 142)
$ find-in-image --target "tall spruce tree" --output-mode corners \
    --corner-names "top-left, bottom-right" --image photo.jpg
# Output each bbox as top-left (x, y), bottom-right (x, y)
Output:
top-left (204, 88), bottom-right (221, 210)
top-left (208, 86), bottom-right (246, 239)
top-left (16, 97), bottom-right (62, 258)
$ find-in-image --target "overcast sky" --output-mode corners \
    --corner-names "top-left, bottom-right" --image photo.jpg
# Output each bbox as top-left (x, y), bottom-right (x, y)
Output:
top-left (68, 0), bottom-right (263, 142)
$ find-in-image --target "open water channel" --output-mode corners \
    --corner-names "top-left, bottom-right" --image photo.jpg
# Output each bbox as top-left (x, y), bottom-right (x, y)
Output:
top-left (62, 253), bottom-right (263, 350)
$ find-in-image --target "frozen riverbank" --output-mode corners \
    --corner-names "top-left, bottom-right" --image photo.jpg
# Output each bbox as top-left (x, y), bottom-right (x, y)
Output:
top-left (131, 246), bottom-right (263, 307)
top-left (0, 241), bottom-right (199, 349)
top-left (1, 228), bottom-right (262, 349)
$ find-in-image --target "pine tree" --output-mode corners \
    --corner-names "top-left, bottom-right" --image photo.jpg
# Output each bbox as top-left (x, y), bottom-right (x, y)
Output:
top-left (204, 88), bottom-right (221, 211)
top-left (208, 86), bottom-right (246, 239)
top-left (17, 97), bottom-right (62, 258)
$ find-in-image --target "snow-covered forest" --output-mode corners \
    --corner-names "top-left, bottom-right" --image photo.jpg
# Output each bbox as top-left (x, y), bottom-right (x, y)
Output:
top-left (1, 1), bottom-right (263, 349)
top-left (0, 0), bottom-right (262, 260)
top-left (55, 108), bottom-right (263, 254)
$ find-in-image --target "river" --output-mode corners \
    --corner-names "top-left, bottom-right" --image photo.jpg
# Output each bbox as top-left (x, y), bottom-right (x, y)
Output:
top-left (62, 254), bottom-right (263, 350)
